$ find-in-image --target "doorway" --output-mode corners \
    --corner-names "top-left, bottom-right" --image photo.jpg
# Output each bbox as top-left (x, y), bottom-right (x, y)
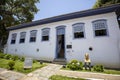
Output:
top-left (56, 27), bottom-right (65, 58)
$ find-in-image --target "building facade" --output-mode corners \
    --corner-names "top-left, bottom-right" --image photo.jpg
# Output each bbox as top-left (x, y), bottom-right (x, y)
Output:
top-left (5, 4), bottom-right (120, 68)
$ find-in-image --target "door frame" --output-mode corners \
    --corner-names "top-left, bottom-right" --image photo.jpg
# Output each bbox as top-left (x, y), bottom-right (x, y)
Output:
top-left (55, 25), bottom-right (66, 59)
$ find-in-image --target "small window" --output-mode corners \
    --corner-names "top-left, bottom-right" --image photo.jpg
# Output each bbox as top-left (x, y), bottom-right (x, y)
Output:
top-left (42, 28), bottom-right (50, 41)
top-left (73, 23), bottom-right (85, 39)
top-left (92, 19), bottom-right (108, 37)
top-left (30, 30), bottom-right (37, 42)
top-left (11, 33), bottom-right (17, 44)
top-left (19, 32), bottom-right (26, 43)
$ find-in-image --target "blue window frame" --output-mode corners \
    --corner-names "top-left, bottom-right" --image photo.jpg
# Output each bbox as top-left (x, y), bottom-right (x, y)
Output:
top-left (11, 33), bottom-right (17, 44)
top-left (42, 28), bottom-right (50, 41)
top-left (72, 23), bottom-right (85, 39)
top-left (29, 30), bottom-right (37, 42)
top-left (92, 19), bottom-right (108, 37)
top-left (19, 32), bottom-right (26, 43)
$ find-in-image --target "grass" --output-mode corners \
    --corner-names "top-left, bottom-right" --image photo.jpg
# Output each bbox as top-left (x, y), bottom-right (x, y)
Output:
top-left (49, 75), bottom-right (85, 80)
top-left (61, 67), bottom-right (120, 75)
top-left (0, 58), bottom-right (47, 74)
top-left (104, 69), bottom-right (120, 75)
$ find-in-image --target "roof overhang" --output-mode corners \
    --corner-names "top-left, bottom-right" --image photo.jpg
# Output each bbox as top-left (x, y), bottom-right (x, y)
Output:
top-left (7, 4), bottom-right (120, 31)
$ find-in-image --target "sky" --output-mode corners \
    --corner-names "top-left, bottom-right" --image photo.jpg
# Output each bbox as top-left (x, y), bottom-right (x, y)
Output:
top-left (34, 0), bottom-right (96, 21)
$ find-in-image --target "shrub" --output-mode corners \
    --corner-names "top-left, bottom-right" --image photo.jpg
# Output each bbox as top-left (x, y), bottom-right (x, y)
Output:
top-left (33, 60), bottom-right (37, 63)
top-left (79, 61), bottom-right (83, 70)
top-left (8, 60), bottom-right (15, 70)
top-left (12, 55), bottom-right (19, 61)
top-left (4, 54), bottom-right (12, 59)
top-left (0, 49), bottom-right (3, 53)
top-left (20, 57), bottom-right (25, 62)
top-left (93, 64), bottom-right (104, 72)
top-left (0, 53), bottom-right (5, 58)
top-left (67, 59), bottom-right (83, 70)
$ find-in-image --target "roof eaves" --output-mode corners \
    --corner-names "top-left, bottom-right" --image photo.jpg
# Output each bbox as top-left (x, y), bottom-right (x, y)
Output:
top-left (7, 4), bottom-right (120, 31)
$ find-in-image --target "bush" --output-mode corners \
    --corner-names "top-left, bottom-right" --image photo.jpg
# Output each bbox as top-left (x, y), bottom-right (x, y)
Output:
top-left (4, 54), bottom-right (12, 59)
top-left (33, 60), bottom-right (37, 63)
top-left (0, 49), bottom-right (3, 53)
top-left (79, 61), bottom-right (83, 70)
top-left (20, 57), bottom-right (25, 62)
top-left (93, 64), bottom-right (104, 72)
top-left (8, 60), bottom-right (15, 70)
top-left (12, 55), bottom-right (19, 61)
top-left (0, 53), bottom-right (5, 58)
top-left (67, 59), bottom-right (83, 70)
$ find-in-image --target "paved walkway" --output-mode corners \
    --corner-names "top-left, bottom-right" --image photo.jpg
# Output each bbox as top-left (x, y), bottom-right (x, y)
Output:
top-left (56, 70), bottom-right (120, 80)
top-left (20, 64), bottom-right (62, 80)
top-left (0, 68), bottom-right (25, 80)
top-left (0, 64), bottom-right (120, 80)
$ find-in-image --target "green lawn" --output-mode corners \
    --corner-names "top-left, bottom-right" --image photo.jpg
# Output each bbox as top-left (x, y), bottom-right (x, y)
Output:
top-left (49, 75), bottom-right (85, 80)
top-left (104, 69), bottom-right (120, 75)
top-left (61, 67), bottom-right (120, 75)
top-left (0, 58), bottom-right (47, 74)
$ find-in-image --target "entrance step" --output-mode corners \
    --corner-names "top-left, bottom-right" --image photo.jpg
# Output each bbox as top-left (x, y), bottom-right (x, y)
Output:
top-left (53, 58), bottom-right (67, 65)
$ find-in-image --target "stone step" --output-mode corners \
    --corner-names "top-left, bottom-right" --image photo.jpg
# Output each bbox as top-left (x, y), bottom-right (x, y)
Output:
top-left (53, 61), bottom-right (66, 65)
top-left (53, 58), bottom-right (66, 62)
top-left (53, 58), bottom-right (67, 65)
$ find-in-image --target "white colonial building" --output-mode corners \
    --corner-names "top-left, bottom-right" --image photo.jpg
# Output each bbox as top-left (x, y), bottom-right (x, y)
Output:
top-left (5, 4), bottom-right (120, 68)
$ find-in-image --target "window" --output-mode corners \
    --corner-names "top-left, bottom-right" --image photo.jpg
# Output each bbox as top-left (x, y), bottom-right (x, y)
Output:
top-left (19, 32), bottom-right (26, 43)
top-left (30, 30), bottom-right (37, 42)
top-left (72, 23), bottom-right (85, 39)
top-left (92, 19), bottom-right (108, 37)
top-left (11, 33), bottom-right (17, 44)
top-left (42, 28), bottom-right (50, 41)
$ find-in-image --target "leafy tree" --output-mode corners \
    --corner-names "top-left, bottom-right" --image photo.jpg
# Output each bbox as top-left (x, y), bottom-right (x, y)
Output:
top-left (93, 0), bottom-right (120, 28)
top-left (0, 0), bottom-right (40, 51)
top-left (93, 0), bottom-right (120, 8)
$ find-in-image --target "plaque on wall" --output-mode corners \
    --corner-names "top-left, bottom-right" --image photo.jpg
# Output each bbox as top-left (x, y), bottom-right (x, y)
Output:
top-left (24, 57), bottom-right (33, 69)
top-left (67, 45), bottom-right (72, 49)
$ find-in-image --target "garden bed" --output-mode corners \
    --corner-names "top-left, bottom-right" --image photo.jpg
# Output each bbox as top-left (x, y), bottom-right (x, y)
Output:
top-left (0, 52), bottom-right (47, 74)
top-left (62, 59), bottom-right (120, 75)
top-left (62, 67), bottom-right (120, 75)
top-left (0, 59), bottom-right (47, 74)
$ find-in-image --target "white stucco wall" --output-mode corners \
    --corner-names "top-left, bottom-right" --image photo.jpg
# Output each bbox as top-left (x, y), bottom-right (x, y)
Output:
top-left (6, 12), bottom-right (120, 68)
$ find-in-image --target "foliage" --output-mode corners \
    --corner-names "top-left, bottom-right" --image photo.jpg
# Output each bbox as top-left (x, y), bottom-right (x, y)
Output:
top-left (8, 60), bottom-right (15, 70)
top-left (49, 75), bottom-right (85, 80)
top-left (20, 57), bottom-right (25, 62)
top-left (93, 64), bottom-right (104, 72)
top-left (4, 54), bottom-right (12, 59)
top-left (0, 53), bottom-right (6, 58)
top-left (12, 55), bottom-right (19, 61)
top-left (67, 60), bottom-right (83, 70)
top-left (0, 0), bottom-right (40, 50)
top-left (0, 53), bottom-right (24, 62)
top-left (104, 69), bottom-right (120, 74)
top-left (93, 0), bottom-right (120, 8)
top-left (14, 61), bottom-right (46, 73)
top-left (62, 65), bottom-right (120, 75)
top-left (33, 59), bottom-right (38, 63)
top-left (0, 58), bottom-right (47, 74)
